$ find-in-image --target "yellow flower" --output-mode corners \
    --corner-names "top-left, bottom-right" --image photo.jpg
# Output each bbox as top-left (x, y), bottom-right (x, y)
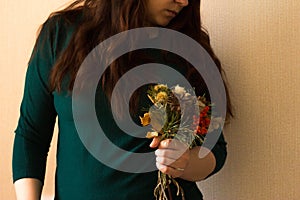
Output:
top-left (139, 112), bottom-right (151, 126)
top-left (155, 92), bottom-right (168, 103)
top-left (154, 84), bottom-right (168, 91)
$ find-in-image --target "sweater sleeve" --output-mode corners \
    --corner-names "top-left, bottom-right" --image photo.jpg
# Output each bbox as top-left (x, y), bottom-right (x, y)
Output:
top-left (12, 17), bottom-right (59, 184)
top-left (207, 131), bottom-right (227, 177)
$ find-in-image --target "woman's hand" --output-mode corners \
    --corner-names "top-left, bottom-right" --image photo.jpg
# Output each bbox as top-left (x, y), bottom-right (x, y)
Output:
top-left (150, 137), bottom-right (190, 178)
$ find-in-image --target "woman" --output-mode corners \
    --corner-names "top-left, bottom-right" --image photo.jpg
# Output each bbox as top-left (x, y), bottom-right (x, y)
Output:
top-left (13, 0), bottom-right (232, 199)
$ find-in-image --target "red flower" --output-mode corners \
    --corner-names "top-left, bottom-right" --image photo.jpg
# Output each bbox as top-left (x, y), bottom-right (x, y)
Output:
top-left (192, 106), bottom-right (211, 136)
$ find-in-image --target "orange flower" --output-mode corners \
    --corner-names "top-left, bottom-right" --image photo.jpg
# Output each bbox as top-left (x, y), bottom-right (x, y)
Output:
top-left (139, 112), bottom-right (151, 126)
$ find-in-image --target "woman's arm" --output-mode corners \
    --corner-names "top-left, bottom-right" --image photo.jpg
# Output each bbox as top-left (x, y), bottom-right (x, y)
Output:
top-left (150, 137), bottom-right (222, 181)
top-left (179, 146), bottom-right (215, 181)
top-left (13, 17), bottom-right (59, 198)
top-left (14, 178), bottom-right (42, 200)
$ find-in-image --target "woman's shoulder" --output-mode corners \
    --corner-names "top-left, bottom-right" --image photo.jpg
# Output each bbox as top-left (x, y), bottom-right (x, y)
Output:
top-left (28, 10), bottom-right (83, 69)
top-left (33, 10), bottom-right (83, 61)
top-left (42, 9), bottom-right (83, 34)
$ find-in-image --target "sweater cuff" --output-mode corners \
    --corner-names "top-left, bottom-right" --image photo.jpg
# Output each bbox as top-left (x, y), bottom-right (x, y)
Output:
top-left (12, 133), bottom-right (48, 184)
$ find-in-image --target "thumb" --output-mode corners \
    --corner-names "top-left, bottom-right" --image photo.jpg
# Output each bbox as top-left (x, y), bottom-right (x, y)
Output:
top-left (149, 137), bottom-right (161, 148)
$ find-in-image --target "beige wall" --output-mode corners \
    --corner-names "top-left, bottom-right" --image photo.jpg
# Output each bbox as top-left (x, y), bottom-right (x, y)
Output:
top-left (1, 0), bottom-right (299, 199)
top-left (198, 0), bottom-right (300, 200)
top-left (0, 1), bottom-right (66, 199)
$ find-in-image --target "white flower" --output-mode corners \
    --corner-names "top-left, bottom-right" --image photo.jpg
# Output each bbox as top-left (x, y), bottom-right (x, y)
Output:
top-left (184, 92), bottom-right (191, 98)
top-left (173, 85), bottom-right (186, 97)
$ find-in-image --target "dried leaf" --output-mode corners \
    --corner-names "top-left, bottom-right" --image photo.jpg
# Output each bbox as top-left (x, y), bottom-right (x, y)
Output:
top-left (146, 131), bottom-right (159, 139)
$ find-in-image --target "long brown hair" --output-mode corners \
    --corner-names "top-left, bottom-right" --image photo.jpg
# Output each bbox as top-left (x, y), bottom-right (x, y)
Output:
top-left (47, 0), bottom-right (233, 119)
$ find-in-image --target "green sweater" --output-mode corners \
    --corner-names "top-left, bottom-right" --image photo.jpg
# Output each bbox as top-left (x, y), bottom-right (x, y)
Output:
top-left (13, 13), bottom-right (227, 200)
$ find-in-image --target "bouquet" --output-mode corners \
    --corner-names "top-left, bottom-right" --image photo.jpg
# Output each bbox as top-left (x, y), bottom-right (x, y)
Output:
top-left (139, 84), bottom-right (223, 200)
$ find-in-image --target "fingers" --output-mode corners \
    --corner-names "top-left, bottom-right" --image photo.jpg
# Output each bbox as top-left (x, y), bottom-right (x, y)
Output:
top-left (156, 155), bottom-right (178, 166)
top-left (149, 138), bottom-right (190, 177)
top-left (149, 136), bottom-right (161, 148)
top-left (156, 163), bottom-right (185, 178)
top-left (155, 148), bottom-right (187, 160)
top-left (155, 148), bottom-right (189, 168)
top-left (159, 139), bottom-right (189, 150)
top-left (154, 139), bottom-right (190, 177)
